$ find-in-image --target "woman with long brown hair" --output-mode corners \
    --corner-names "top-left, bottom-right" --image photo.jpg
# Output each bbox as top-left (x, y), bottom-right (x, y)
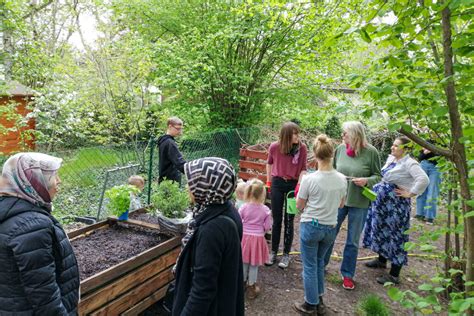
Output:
top-left (266, 122), bottom-right (307, 269)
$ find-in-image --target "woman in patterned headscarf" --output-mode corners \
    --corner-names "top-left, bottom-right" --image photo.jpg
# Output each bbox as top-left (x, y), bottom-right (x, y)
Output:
top-left (0, 153), bottom-right (80, 315)
top-left (172, 157), bottom-right (245, 316)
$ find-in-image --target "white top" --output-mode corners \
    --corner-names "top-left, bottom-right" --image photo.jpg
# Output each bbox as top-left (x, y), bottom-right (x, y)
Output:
top-left (129, 193), bottom-right (142, 211)
top-left (298, 170), bottom-right (347, 225)
top-left (383, 155), bottom-right (430, 195)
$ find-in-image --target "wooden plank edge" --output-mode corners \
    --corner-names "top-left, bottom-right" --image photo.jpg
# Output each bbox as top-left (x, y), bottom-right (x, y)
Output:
top-left (79, 247), bottom-right (179, 314)
top-left (120, 284), bottom-right (170, 316)
top-left (67, 220), bottom-right (109, 239)
top-left (67, 208), bottom-right (148, 239)
top-left (238, 159), bottom-right (266, 172)
top-left (238, 171), bottom-right (267, 182)
top-left (91, 267), bottom-right (175, 315)
top-left (239, 148), bottom-right (268, 160)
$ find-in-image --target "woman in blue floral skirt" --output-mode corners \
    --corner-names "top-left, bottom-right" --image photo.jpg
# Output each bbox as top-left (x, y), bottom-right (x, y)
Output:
top-left (363, 136), bottom-right (429, 284)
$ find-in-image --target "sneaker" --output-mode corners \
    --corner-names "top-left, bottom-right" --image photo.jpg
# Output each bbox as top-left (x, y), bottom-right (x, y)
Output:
top-left (247, 283), bottom-right (261, 299)
top-left (265, 251), bottom-right (277, 266)
top-left (278, 254), bottom-right (290, 269)
top-left (376, 274), bottom-right (400, 285)
top-left (414, 215), bottom-right (424, 221)
top-left (425, 218), bottom-right (434, 225)
top-left (342, 276), bottom-right (355, 290)
top-left (293, 301), bottom-right (316, 315)
top-left (365, 258), bottom-right (387, 269)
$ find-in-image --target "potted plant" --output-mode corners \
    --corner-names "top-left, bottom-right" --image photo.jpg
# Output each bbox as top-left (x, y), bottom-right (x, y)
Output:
top-left (150, 180), bottom-right (191, 235)
top-left (105, 184), bottom-right (141, 220)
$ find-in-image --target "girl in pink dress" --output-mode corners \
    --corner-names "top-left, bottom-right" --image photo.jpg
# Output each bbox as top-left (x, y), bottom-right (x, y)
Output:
top-left (239, 178), bottom-right (273, 299)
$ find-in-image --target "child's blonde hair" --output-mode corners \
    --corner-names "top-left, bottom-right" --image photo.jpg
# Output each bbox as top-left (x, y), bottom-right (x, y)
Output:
top-left (128, 175), bottom-right (145, 190)
top-left (244, 178), bottom-right (266, 204)
top-left (235, 179), bottom-right (247, 200)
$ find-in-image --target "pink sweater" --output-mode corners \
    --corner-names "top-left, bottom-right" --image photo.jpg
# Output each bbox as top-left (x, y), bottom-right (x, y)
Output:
top-left (267, 142), bottom-right (307, 180)
top-left (238, 203), bottom-right (273, 236)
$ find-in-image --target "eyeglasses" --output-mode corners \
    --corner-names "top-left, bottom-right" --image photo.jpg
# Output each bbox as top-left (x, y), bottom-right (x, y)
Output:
top-left (172, 125), bottom-right (183, 131)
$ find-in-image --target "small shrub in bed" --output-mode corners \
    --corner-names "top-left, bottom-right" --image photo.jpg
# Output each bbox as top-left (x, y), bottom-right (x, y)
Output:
top-left (150, 180), bottom-right (191, 234)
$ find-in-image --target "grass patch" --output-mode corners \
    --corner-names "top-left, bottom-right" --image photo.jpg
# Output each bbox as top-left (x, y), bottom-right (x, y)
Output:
top-left (326, 272), bottom-right (341, 284)
top-left (357, 293), bottom-right (390, 316)
top-left (60, 148), bottom-right (121, 177)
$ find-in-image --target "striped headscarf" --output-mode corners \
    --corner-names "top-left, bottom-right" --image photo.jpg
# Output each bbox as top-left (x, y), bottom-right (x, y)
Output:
top-left (0, 153), bottom-right (62, 211)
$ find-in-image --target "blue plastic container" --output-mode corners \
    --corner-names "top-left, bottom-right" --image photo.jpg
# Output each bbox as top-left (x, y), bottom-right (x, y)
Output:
top-left (118, 210), bottom-right (129, 221)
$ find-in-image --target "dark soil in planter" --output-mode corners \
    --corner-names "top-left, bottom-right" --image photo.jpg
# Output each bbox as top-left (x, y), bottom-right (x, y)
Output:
top-left (71, 222), bottom-right (169, 281)
top-left (129, 212), bottom-right (160, 225)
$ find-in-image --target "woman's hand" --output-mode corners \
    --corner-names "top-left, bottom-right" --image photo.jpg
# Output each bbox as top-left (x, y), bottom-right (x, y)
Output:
top-left (352, 178), bottom-right (368, 187)
top-left (394, 188), bottom-right (414, 198)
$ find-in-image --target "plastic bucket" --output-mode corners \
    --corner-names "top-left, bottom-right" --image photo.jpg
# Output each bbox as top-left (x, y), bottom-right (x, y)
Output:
top-left (118, 210), bottom-right (129, 221)
top-left (286, 191), bottom-right (298, 215)
top-left (362, 187), bottom-right (377, 202)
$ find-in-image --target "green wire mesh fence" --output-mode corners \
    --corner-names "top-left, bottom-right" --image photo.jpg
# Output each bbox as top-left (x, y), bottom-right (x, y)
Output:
top-left (0, 127), bottom-right (399, 224)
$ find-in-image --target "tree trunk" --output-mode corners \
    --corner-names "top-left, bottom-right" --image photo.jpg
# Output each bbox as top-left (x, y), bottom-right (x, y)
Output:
top-left (445, 184), bottom-right (452, 298)
top-left (2, 28), bottom-right (13, 81)
top-left (441, 6), bottom-right (473, 301)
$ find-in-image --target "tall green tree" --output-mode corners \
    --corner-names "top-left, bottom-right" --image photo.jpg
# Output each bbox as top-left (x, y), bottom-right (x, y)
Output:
top-left (348, 0), bottom-right (473, 311)
top-left (114, 0), bottom-right (358, 128)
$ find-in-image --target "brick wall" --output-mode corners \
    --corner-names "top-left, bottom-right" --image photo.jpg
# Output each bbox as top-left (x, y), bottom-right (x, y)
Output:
top-left (0, 95), bottom-right (36, 154)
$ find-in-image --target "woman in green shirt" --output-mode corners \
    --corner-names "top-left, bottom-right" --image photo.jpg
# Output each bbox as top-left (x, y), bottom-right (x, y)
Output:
top-left (323, 121), bottom-right (381, 290)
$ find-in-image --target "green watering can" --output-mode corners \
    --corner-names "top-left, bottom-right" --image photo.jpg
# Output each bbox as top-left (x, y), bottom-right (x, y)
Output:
top-left (286, 191), bottom-right (298, 215)
top-left (362, 186), bottom-right (377, 202)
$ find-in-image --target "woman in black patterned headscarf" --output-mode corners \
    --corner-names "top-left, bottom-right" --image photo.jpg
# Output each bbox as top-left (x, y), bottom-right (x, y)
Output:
top-left (173, 157), bottom-right (245, 316)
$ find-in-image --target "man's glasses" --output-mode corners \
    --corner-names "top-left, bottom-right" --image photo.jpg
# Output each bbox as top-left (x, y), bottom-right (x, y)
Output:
top-left (172, 125), bottom-right (183, 131)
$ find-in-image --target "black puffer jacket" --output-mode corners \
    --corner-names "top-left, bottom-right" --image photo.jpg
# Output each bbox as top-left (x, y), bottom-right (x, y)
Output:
top-left (0, 196), bottom-right (80, 315)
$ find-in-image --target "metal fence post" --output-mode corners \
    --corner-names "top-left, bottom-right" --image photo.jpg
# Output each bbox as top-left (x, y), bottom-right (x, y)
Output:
top-left (147, 137), bottom-right (155, 205)
top-left (96, 171), bottom-right (110, 221)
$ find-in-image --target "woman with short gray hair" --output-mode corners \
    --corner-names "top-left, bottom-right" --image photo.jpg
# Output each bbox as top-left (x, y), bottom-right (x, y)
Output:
top-left (324, 121), bottom-right (382, 290)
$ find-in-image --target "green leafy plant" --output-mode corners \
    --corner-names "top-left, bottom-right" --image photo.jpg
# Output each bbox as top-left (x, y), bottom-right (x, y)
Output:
top-left (357, 294), bottom-right (390, 316)
top-left (151, 180), bottom-right (190, 218)
top-left (323, 116), bottom-right (342, 139)
top-left (105, 184), bottom-right (140, 217)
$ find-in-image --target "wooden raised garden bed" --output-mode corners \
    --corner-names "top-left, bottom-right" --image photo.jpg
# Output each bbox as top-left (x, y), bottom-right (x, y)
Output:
top-left (68, 210), bottom-right (180, 315)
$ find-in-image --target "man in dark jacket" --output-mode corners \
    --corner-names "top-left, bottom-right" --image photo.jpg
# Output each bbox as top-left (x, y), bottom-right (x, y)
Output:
top-left (0, 153), bottom-right (80, 315)
top-left (157, 117), bottom-right (186, 184)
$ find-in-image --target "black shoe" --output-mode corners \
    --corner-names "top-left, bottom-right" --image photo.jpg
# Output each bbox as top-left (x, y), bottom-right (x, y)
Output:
top-left (376, 274), bottom-right (400, 285)
top-left (365, 258), bottom-right (387, 269)
top-left (425, 218), bottom-right (434, 225)
top-left (317, 296), bottom-right (326, 315)
top-left (415, 215), bottom-right (424, 221)
top-left (294, 301), bottom-right (316, 315)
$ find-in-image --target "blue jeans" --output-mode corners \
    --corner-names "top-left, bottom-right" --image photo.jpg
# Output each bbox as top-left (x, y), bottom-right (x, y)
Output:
top-left (324, 206), bottom-right (369, 278)
top-left (416, 160), bottom-right (441, 220)
top-left (300, 222), bottom-right (336, 305)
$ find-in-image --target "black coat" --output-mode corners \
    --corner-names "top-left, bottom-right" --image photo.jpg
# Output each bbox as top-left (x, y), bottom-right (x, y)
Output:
top-left (172, 201), bottom-right (245, 316)
top-left (0, 196), bottom-right (80, 315)
top-left (157, 134), bottom-right (186, 183)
